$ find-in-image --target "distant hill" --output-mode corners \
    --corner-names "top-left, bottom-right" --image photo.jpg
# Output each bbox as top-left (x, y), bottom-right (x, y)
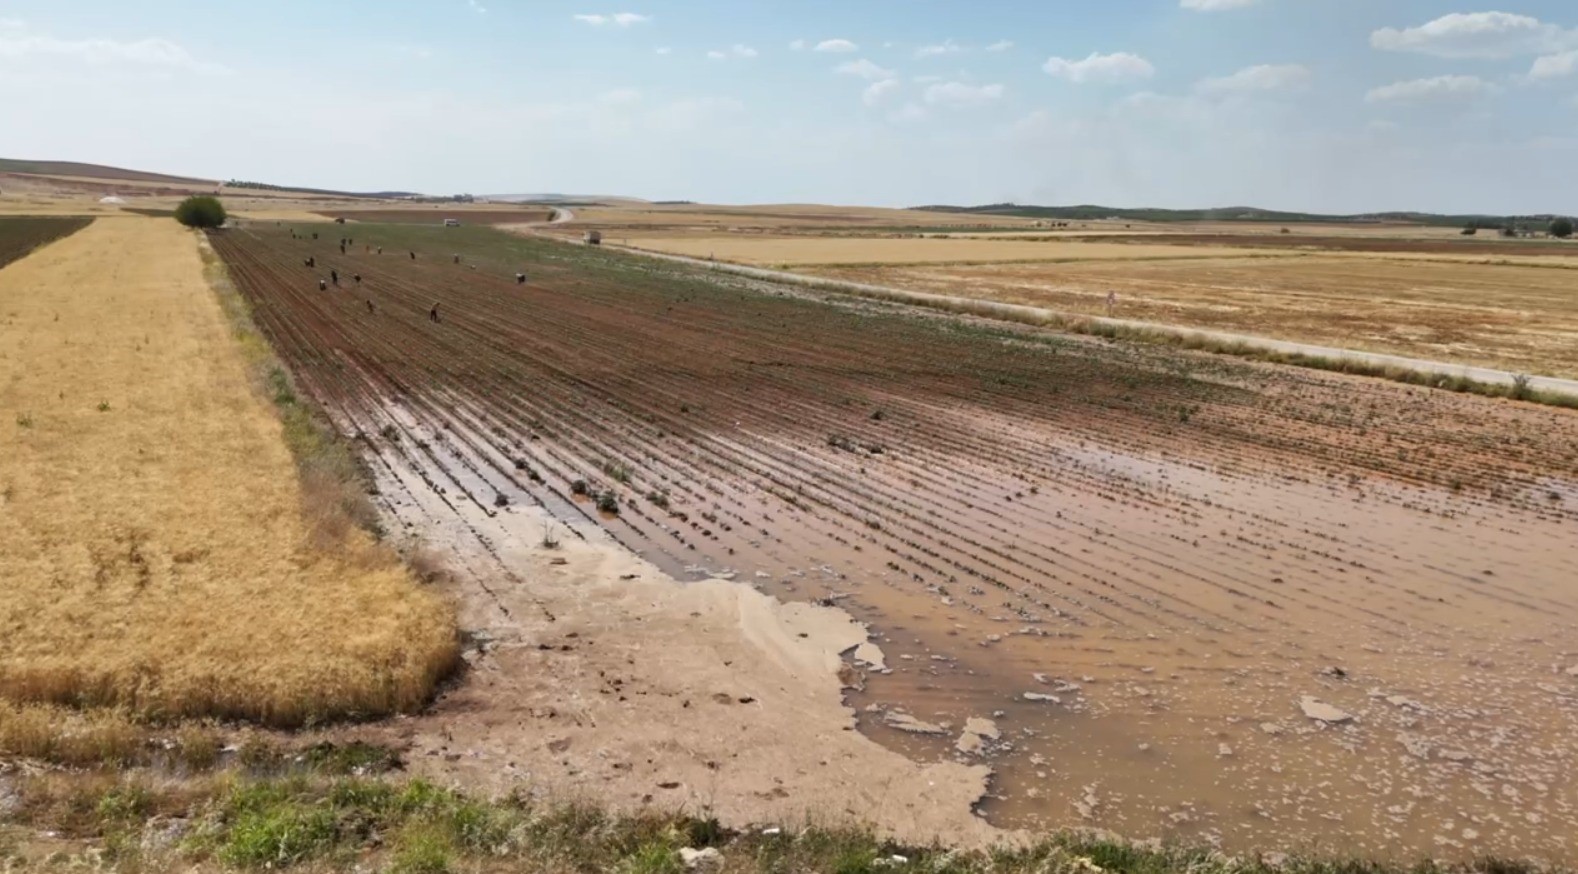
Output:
top-left (912, 202), bottom-right (1555, 229)
top-left (0, 158), bottom-right (213, 185)
top-left (221, 180), bottom-right (417, 200)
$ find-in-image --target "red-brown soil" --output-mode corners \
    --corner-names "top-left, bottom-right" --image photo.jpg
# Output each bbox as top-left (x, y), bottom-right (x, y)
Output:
top-left (209, 223), bottom-right (1578, 861)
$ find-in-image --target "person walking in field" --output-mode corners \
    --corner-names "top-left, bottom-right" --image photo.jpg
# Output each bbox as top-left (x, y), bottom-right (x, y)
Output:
top-left (453, 253), bottom-right (461, 265)
top-left (331, 269), bottom-right (339, 286)
top-left (429, 303), bottom-right (441, 323)
top-left (353, 273), bottom-right (362, 285)
top-left (1105, 290), bottom-right (1117, 317)
top-left (318, 279), bottom-right (327, 291)
top-left (366, 299), bottom-right (375, 315)
top-left (410, 251), bottom-right (416, 260)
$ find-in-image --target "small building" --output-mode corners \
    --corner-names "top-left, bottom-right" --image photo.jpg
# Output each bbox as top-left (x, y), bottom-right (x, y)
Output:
top-left (584, 230), bottom-right (603, 245)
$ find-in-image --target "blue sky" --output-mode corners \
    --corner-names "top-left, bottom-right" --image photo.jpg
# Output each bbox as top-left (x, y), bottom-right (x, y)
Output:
top-left (2, 1), bottom-right (1575, 212)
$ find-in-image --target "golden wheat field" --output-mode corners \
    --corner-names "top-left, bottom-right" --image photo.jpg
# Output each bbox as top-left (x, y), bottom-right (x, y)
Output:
top-left (0, 218), bottom-right (457, 727)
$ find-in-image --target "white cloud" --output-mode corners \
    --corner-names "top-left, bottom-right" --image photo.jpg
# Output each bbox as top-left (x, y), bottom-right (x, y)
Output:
top-left (923, 81), bottom-right (1005, 108)
top-left (815, 39), bottom-right (858, 53)
top-left (916, 40), bottom-right (962, 59)
top-left (889, 102), bottom-right (928, 124)
top-left (599, 88), bottom-right (641, 104)
top-left (572, 12), bottom-right (651, 27)
top-left (986, 40), bottom-right (1014, 53)
top-left (863, 78), bottom-right (900, 106)
top-left (913, 75), bottom-right (943, 84)
top-left (1531, 50), bottom-right (1578, 80)
top-left (789, 39), bottom-right (807, 51)
top-left (467, 0), bottom-right (487, 13)
top-left (1371, 12), bottom-right (1578, 60)
top-left (1197, 63), bottom-right (1312, 94)
top-left (1365, 74), bottom-right (1499, 103)
top-left (654, 46), bottom-right (672, 55)
top-left (1180, 0), bottom-right (1260, 10)
top-left (0, 23), bottom-right (226, 74)
top-left (1043, 52), bottom-right (1154, 83)
top-left (836, 58), bottom-right (895, 81)
top-left (707, 44), bottom-right (757, 60)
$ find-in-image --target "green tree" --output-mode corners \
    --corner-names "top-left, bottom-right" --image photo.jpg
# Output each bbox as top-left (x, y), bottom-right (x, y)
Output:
top-left (174, 195), bottom-right (227, 229)
top-left (1550, 216), bottom-right (1574, 239)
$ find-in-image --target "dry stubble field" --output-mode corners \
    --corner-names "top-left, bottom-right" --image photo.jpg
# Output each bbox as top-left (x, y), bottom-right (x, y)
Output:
top-left (0, 217), bottom-right (455, 728)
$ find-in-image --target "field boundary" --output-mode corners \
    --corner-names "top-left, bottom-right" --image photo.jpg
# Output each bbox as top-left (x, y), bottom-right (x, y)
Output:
top-left (567, 237), bottom-right (1578, 407)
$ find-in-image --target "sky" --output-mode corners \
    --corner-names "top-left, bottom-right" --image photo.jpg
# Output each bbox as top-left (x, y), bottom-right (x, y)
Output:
top-left (1, 1), bottom-right (1575, 213)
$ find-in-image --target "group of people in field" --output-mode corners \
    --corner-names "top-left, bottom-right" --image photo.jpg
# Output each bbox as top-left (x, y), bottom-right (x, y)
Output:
top-left (299, 231), bottom-right (534, 328)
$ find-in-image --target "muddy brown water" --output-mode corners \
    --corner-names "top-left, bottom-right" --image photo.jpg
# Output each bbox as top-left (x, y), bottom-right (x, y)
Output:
top-left (213, 225), bottom-right (1578, 861)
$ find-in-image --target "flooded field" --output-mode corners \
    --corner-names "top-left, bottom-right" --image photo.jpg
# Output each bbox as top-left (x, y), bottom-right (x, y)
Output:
top-left (212, 223), bottom-right (1578, 861)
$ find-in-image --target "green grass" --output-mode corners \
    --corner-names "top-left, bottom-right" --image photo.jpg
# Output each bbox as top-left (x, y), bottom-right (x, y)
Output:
top-left (1, 765), bottom-right (1559, 874)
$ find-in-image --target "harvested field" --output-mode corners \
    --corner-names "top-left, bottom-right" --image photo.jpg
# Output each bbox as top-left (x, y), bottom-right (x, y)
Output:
top-left (0, 216), bottom-right (92, 267)
top-left (619, 234), bottom-right (1271, 266)
top-left (559, 202), bottom-right (1041, 231)
top-left (211, 222), bottom-right (1578, 861)
top-left (318, 208), bottom-right (554, 225)
top-left (1029, 233), bottom-right (1578, 258)
top-left (0, 218), bottom-right (457, 727)
top-left (809, 256), bottom-right (1578, 379)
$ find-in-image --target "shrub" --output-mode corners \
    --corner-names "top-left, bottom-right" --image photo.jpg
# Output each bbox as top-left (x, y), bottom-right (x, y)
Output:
top-left (174, 196), bottom-right (227, 230)
top-left (1550, 217), bottom-right (1574, 239)
top-left (597, 491), bottom-right (620, 514)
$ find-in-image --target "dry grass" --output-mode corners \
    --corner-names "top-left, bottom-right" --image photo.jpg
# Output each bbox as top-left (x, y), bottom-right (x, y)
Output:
top-left (564, 202), bottom-right (1042, 230)
top-left (0, 217), bottom-right (458, 728)
top-left (619, 234), bottom-right (1277, 266)
top-left (809, 254), bottom-right (1578, 378)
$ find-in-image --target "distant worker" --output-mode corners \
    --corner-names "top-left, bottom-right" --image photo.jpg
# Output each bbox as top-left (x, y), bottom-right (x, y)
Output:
top-left (331, 269), bottom-right (339, 286)
top-left (429, 302), bottom-right (441, 323)
top-left (353, 273), bottom-right (362, 285)
top-left (1105, 290), bottom-right (1117, 317)
top-left (377, 246), bottom-right (383, 255)
top-left (339, 243), bottom-right (346, 255)
top-left (410, 251), bottom-right (416, 260)
top-left (366, 299), bottom-right (375, 315)
top-left (516, 273), bottom-right (526, 284)
top-left (305, 256), bottom-right (315, 268)
top-left (318, 279), bottom-right (328, 291)
top-left (453, 253), bottom-right (460, 264)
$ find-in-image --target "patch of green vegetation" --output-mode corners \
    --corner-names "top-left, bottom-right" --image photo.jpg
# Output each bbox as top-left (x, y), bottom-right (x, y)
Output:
top-left (4, 769), bottom-right (1561, 874)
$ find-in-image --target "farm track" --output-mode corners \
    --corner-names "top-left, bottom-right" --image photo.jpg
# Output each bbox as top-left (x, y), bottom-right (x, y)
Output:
top-left (209, 224), bottom-right (1578, 860)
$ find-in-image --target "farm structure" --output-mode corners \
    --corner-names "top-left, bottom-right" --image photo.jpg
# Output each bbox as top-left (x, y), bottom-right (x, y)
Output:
top-left (208, 222), bottom-right (1578, 860)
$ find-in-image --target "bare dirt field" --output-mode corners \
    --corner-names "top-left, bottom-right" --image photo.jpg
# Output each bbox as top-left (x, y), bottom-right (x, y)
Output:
top-left (211, 222), bottom-right (1578, 862)
top-left (809, 255), bottom-right (1578, 379)
top-left (0, 218), bottom-right (456, 726)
